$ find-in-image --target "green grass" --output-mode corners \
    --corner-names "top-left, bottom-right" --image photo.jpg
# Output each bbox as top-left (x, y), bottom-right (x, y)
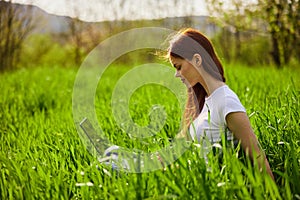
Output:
top-left (0, 64), bottom-right (299, 199)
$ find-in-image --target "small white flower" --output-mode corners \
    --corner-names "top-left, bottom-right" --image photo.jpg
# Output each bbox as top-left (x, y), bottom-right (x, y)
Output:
top-left (217, 182), bottom-right (226, 187)
top-left (86, 182), bottom-right (94, 186)
top-left (75, 182), bottom-right (94, 187)
top-left (102, 168), bottom-right (111, 177)
top-left (212, 143), bottom-right (222, 149)
top-left (193, 143), bottom-right (201, 148)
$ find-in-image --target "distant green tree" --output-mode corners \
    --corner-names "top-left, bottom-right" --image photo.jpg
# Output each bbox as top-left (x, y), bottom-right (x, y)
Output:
top-left (258, 0), bottom-right (300, 67)
top-left (63, 0), bottom-right (116, 67)
top-left (206, 0), bottom-right (259, 61)
top-left (206, 0), bottom-right (299, 67)
top-left (66, 17), bottom-right (86, 66)
top-left (0, 0), bottom-right (35, 71)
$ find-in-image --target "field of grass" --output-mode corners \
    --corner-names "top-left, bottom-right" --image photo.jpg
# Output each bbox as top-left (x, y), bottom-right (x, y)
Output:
top-left (0, 64), bottom-right (299, 199)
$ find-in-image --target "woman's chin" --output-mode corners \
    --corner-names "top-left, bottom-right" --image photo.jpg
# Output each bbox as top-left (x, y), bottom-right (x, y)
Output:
top-left (184, 81), bottom-right (192, 88)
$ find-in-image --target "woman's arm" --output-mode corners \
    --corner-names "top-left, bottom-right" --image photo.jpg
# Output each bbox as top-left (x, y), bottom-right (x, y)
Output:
top-left (226, 112), bottom-right (274, 180)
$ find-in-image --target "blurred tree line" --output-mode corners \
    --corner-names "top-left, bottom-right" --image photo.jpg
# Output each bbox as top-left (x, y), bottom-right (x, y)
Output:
top-left (0, 0), bottom-right (35, 71)
top-left (207, 0), bottom-right (300, 68)
top-left (0, 0), bottom-right (299, 71)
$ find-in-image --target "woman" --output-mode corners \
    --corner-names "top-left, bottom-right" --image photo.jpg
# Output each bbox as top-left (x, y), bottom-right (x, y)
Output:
top-left (167, 28), bottom-right (274, 180)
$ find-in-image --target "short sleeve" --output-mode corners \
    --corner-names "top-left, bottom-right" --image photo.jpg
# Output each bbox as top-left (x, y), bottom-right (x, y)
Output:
top-left (221, 92), bottom-right (246, 125)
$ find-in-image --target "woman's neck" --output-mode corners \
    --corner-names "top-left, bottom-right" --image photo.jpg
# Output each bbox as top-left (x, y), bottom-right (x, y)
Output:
top-left (197, 68), bottom-right (225, 96)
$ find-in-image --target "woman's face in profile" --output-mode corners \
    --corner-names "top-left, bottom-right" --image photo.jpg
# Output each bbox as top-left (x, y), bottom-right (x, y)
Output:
top-left (170, 56), bottom-right (200, 88)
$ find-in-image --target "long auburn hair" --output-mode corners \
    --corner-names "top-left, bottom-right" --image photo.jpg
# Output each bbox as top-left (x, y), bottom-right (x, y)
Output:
top-left (167, 28), bottom-right (225, 138)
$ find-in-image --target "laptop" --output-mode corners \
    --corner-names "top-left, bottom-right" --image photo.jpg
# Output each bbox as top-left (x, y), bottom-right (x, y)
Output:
top-left (79, 117), bottom-right (112, 162)
top-left (79, 117), bottom-right (136, 170)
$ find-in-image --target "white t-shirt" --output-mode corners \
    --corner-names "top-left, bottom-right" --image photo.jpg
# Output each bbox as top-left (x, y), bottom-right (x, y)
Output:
top-left (189, 85), bottom-right (246, 146)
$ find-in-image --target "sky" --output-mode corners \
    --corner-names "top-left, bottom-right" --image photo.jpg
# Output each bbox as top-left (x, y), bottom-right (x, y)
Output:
top-left (10, 0), bottom-right (209, 22)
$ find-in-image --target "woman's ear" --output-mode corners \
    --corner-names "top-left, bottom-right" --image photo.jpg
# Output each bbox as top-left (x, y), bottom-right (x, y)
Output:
top-left (193, 54), bottom-right (202, 67)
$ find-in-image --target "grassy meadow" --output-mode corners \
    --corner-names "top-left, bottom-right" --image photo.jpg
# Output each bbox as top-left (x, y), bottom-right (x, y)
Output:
top-left (0, 63), bottom-right (300, 199)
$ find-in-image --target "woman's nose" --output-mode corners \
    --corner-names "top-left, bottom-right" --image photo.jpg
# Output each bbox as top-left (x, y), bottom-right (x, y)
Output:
top-left (174, 70), bottom-right (180, 77)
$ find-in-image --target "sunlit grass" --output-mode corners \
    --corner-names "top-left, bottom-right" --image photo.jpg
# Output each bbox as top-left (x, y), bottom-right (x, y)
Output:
top-left (0, 64), bottom-right (299, 199)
